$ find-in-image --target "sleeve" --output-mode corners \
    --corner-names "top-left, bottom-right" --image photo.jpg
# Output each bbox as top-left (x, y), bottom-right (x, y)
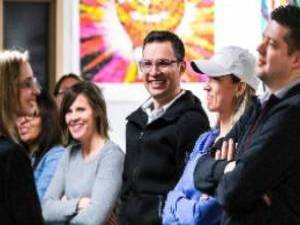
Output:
top-left (35, 146), bottom-right (64, 200)
top-left (42, 150), bottom-right (80, 223)
top-left (164, 194), bottom-right (221, 225)
top-left (194, 156), bottom-right (228, 195)
top-left (216, 104), bottom-right (300, 213)
top-left (7, 147), bottom-right (44, 225)
top-left (163, 146), bottom-right (221, 225)
top-left (69, 147), bottom-right (125, 225)
top-left (193, 106), bottom-right (255, 195)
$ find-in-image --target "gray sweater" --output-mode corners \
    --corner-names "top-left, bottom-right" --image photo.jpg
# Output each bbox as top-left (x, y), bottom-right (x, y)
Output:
top-left (42, 140), bottom-right (124, 225)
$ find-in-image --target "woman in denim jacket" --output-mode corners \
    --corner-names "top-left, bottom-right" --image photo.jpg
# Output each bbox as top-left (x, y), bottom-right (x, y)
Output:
top-left (16, 91), bottom-right (64, 201)
top-left (163, 46), bottom-right (259, 225)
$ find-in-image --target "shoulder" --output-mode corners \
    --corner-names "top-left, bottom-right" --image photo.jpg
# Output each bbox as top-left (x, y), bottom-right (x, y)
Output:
top-left (171, 90), bottom-right (208, 121)
top-left (0, 136), bottom-right (21, 154)
top-left (0, 137), bottom-right (29, 161)
top-left (44, 145), bottom-right (65, 157)
top-left (41, 145), bottom-right (65, 163)
top-left (102, 141), bottom-right (124, 158)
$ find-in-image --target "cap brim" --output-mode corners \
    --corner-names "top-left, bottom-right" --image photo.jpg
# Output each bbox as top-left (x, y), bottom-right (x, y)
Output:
top-left (191, 60), bottom-right (231, 77)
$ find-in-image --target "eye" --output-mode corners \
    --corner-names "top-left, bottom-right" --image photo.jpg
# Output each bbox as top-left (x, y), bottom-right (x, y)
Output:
top-left (77, 107), bottom-right (86, 112)
top-left (268, 40), bottom-right (277, 48)
top-left (157, 60), bottom-right (171, 67)
top-left (140, 60), bottom-right (152, 67)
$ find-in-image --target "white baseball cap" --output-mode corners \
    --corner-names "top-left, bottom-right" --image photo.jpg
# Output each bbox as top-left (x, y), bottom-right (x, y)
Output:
top-left (191, 46), bottom-right (259, 90)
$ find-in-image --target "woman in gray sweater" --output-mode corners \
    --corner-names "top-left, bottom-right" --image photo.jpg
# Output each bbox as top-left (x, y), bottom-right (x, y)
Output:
top-left (42, 81), bottom-right (124, 225)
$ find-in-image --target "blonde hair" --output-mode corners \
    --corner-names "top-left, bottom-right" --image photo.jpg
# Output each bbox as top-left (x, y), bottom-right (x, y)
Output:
top-left (231, 84), bottom-right (255, 126)
top-left (215, 75), bottom-right (256, 130)
top-left (0, 50), bottom-right (29, 142)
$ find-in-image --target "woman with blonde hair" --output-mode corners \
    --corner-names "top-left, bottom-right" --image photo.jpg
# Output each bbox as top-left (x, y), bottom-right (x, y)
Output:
top-left (163, 46), bottom-right (259, 225)
top-left (0, 50), bottom-right (43, 224)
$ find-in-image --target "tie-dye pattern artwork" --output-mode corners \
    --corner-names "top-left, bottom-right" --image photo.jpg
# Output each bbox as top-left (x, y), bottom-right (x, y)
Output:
top-left (80, 0), bottom-right (214, 83)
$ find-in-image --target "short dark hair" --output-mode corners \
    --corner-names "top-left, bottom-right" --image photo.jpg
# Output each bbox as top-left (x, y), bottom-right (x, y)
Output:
top-left (53, 73), bottom-right (81, 96)
top-left (33, 91), bottom-right (63, 168)
top-left (142, 30), bottom-right (185, 61)
top-left (271, 5), bottom-right (300, 54)
top-left (60, 81), bottom-right (109, 139)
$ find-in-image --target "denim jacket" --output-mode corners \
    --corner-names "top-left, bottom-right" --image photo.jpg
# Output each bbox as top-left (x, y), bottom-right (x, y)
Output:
top-left (33, 145), bottom-right (64, 201)
top-left (163, 129), bottom-right (222, 225)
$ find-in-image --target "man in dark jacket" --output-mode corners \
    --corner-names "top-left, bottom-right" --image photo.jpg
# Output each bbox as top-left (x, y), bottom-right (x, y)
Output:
top-left (118, 31), bottom-right (209, 225)
top-left (194, 5), bottom-right (300, 225)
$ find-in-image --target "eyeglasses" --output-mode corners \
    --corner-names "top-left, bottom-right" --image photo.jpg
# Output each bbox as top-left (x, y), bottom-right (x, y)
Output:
top-left (18, 76), bottom-right (41, 90)
top-left (16, 110), bottom-right (41, 125)
top-left (139, 59), bottom-right (180, 72)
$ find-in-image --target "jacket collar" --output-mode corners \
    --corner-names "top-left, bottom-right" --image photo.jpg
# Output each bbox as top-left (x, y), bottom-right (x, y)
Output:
top-left (127, 90), bottom-right (203, 127)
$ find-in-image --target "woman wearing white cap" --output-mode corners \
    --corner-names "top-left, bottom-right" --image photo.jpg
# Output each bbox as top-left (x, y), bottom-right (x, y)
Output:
top-left (163, 46), bottom-right (259, 225)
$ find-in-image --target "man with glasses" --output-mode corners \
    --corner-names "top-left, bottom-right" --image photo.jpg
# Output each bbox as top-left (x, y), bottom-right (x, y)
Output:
top-left (118, 30), bottom-right (209, 225)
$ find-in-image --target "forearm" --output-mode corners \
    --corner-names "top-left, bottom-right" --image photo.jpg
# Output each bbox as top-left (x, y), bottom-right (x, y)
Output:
top-left (193, 155), bottom-right (227, 195)
top-left (71, 148), bottom-right (124, 225)
top-left (42, 198), bottom-right (79, 223)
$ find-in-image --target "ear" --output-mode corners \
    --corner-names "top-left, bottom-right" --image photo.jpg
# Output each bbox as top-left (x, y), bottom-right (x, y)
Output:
top-left (291, 51), bottom-right (300, 72)
top-left (235, 82), bottom-right (247, 97)
top-left (179, 61), bottom-right (186, 74)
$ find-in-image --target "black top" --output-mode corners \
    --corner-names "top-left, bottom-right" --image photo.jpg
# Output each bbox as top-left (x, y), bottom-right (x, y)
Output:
top-left (0, 136), bottom-right (43, 225)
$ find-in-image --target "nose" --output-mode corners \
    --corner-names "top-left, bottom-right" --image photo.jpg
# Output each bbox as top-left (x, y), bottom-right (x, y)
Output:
top-left (204, 81), bottom-right (211, 92)
top-left (66, 110), bottom-right (79, 124)
top-left (257, 39), bottom-right (267, 56)
top-left (148, 63), bottom-right (160, 75)
top-left (33, 85), bottom-right (41, 95)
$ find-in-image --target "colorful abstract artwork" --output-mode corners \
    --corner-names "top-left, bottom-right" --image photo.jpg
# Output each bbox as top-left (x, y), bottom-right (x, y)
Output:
top-left (80, 0), bottom-right (215, 83)
top-left (261, 0), bottom-right (299, 31)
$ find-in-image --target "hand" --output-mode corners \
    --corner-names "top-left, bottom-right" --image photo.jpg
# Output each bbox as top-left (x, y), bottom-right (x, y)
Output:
top-left (215, 139), bottom-right (236, 161)
top-left (262, 193), bottom-right (272, 206)
top-left (200, 193), bottom-right (210, 201)
top-left (224, 161), bottom-right (236, 174)
top-left (61, 195), bottom-right (68, 202)
top-left (78, 197), bottom-right (91, 211)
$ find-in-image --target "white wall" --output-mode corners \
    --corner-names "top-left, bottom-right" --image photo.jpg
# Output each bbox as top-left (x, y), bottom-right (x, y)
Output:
top-left (63, 0), bottom-right (263, 150)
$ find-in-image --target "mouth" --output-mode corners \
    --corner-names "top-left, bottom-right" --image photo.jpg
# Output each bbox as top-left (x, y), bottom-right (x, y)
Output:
top-left (257, 58), bottom-right (266, 67)
top-left (18, 126), bottom-right (29, 136)
top-left (69, 123), bottom-right (84, 134)
top-left (130, 11), bottom-right (169, 23)
top-left (147, 79), bottom-right (167, 87)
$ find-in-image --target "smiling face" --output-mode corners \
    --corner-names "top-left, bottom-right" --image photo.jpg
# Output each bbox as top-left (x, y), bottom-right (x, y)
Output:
top-left (256, 20), bottom-right (297, 92)
top-left (65, 94), bottom-right (97, 144)
top-left (142, 41), bottom-right (184, 108)
top-left (115, 0), bottom-right (184, 47)
top-left (204, 76), bottom-right (238, 115)
top-left (18, 62), bottom-right (40, 115)
top-left (16, 114), bottom-right (41, 145)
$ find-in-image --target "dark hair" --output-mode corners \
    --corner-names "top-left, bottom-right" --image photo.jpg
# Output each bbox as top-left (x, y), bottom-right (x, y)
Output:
top-left (142, 30), bottom-right (185, 61)
top-left (60, 81), bottom-right (109, 140)
top-left (33, 91), bottom-right (63, 168)
top-left (271, 5), bottom-right (300, 54)
top-left (53, 73), bottom-right (81, 96)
